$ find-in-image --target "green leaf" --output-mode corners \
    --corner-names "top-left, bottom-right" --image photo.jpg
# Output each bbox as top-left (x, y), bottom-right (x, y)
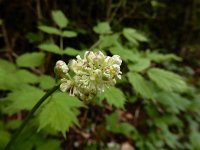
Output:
top-left (99, 34), bottom-right (119, 49)
top-left (0, 68), bottom-right (23, 90)
top-left (147, 68), bottom-right (187, 92)
top-left (4, 86), bottom-right (44, 114)
top-left (26, 32), bottom-right (42, 43)
top-left (106, 112), bottom-right (136, 137)
top-left (16, 52), bottom-right (45, 68)
top-left (38, 26), bottom-right (61, 35)
top-left (123, 28), bottom-right (148, 45)
top-left (127, 72), bottom-right (153, 98)
top-left (36, 139), bottom-right (61, 150)
top-left (99, 87), bottom-right (126, 108)
top-left (0, 130), bottom-right (10, 149)
top-left (190, 124), bottom-right (200, 149)
top-left (188, 94), bottom-right (200, 115)
top-left (11, 127), bottom-right (44, 150)
top-left (106, 112), bottom-right (118, 132)
top-left (52, 10), bottom-right (68, 28)
top-left (109, 46), bottom-right (139, 62)
top-left (128, 58), bottom-right (151, 72)
top-left (15, 69), bottom-right (39, 84)
top-left (39, 75), bottom-right (55, 90)
top-left (38, 92), bottom-right (84, 135)
top-left (0, 59), bottom-right (16, 72)
top-left (146, 51), bottom-right (181, 62)
top-left (62, 30), bottom-right (77, 38)
top-left (155, 91), bottom-right (190, 114)
top-left (63, 47), bottom-right (80, 56)
top-left (93, 22), bottom-right (112, 34)
top-left (6, 120), bottom-right (22, 130)
top-left (38, 43), bottom-right (62, 55)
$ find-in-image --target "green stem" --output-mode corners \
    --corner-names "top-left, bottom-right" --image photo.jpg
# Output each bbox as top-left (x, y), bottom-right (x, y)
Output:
top-left (60, 36), bottom-right (63, 51)
top-left (60, 30), bottom-right (63, 52)
top-left (4, 85), bottom-right (60, 150)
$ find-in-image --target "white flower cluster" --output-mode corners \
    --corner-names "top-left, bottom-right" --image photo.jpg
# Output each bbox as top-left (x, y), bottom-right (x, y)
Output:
top-left (54, 51), bottom-right (122, 101)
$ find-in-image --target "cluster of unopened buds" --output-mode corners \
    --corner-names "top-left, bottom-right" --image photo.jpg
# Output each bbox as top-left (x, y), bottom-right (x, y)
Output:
top-left (54, 51), bottom-right (122, 101)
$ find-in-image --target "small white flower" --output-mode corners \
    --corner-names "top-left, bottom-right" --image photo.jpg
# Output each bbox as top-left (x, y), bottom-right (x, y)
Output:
top-left (60, 80), bottom-right (72, 92)
top-left (112, 55), bottom-right (122, 65)
top-left (55, 51), bottom-right (122, 101)
top-left (112, 64), bottom-right (121, 72)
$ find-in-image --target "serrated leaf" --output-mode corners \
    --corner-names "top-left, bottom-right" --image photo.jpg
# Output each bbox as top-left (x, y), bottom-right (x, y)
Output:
top-left (38, 92), bottom-right (84, 135)
top-left (39, 75), bottom-right (55, 90)
top-left (63, 47), bottom-right (80, 56)
top-left (128, 58), bottom-right (151, 72)
top-left (147, 68), bottom-right (187, 92)
top-left (62, 30), bottom-right (77, 38)
top-left (99, 87), bottom-right (126, 108)
top-left (123, 28), bottom-right (148, 45)
top-left (93, 22), bottom-right (112, 34)
top-left (38, 43), bottom-right (61, 55)
top-left (155, 91), bottom-right (190, 114)
top-left (15, 69), bottom-right (39, 84)
top-left (16, 52), bottom-right (45, 68)
top-left (4, 86), bottom-right (44, 114)
top-left (38, 26), bottom-right (61, 35)
top-left (127, 72), bottom-right (153, 98)
top-left (52, 10), bottom-right (68, 28)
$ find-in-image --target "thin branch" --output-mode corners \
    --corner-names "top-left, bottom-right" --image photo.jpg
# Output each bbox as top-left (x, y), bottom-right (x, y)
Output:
top-left (88, 39), bottom-right (101, 51)
top-left (1, 25), bottom-right (13, 61)
top-left (107, 0), bottom-right (124, 23)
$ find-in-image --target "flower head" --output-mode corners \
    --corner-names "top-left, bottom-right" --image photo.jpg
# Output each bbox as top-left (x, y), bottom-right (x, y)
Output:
top-left (54, 51), bottom-right (122, 101)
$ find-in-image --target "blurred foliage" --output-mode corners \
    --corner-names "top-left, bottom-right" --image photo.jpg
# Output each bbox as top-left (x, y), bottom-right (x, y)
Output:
top-left (0, 0), bottom-right (200, 150)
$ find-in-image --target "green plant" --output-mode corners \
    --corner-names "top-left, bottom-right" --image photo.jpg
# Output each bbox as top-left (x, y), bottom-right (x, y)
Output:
top-left (0, 8), bottom-right (200, 150)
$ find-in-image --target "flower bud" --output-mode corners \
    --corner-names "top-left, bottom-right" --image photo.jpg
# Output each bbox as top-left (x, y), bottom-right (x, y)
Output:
top-left (54, 60), bottom-right (69, 78)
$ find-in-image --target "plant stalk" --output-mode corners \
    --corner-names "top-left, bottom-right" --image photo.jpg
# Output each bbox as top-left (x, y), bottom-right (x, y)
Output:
top-left (4, 85), bottom-right (60, 150)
